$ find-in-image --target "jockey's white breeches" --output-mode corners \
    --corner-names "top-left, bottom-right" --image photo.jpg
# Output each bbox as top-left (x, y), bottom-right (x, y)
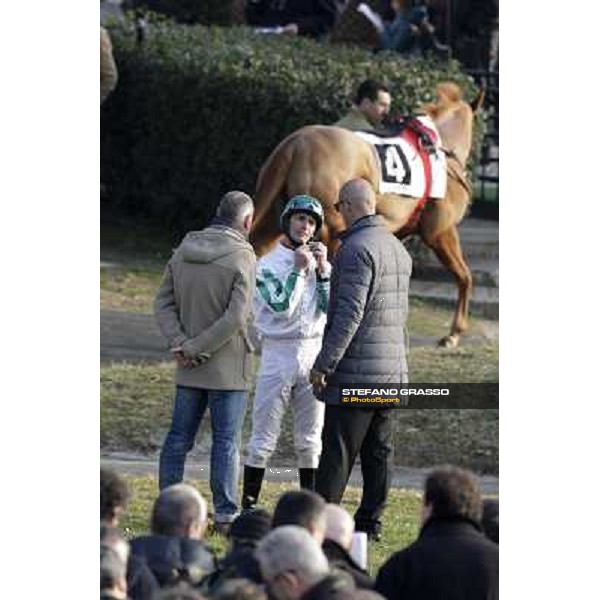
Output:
top-left (245, 337), bottom-right (325, 469)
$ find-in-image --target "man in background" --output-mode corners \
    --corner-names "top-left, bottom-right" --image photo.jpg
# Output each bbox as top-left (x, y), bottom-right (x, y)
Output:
top-left (272, 489), bottom-right (327, 544)
top-left (375, 465), bottom-right (499, 600)
top-left (255, 526), bottom-right (330, 600)
top-left (129, 484), bottom-right (216, 588)
top-left (334, 80), bottom-right (391, 132)
top-left (323, 504), bottom-right (374, 588)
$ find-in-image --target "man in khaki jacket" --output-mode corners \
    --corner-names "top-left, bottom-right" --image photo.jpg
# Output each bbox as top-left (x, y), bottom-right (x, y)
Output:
top-left (154, 191), bottom-right (256, 530)
top-left (334, 79), bottom-right (392, 132)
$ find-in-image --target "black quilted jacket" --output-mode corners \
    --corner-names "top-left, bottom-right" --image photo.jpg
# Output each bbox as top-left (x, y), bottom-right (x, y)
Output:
top-left (313, 214), bottom-right (411, 403)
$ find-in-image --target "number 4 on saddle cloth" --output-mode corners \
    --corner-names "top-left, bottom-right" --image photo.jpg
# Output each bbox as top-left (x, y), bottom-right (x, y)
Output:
top-left (353, 115), bottom-right (447, 199)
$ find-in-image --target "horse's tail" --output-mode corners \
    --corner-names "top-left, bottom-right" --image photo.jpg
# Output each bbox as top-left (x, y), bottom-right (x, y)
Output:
top-left (251, 135), bottom-right (296, 235)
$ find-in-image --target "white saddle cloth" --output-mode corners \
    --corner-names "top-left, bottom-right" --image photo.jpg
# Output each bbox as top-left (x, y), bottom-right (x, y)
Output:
top-left (353, 116), bottom-right (447, 198)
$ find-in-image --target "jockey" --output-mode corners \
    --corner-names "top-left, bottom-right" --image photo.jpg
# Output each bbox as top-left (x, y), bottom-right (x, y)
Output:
top-left (242, 195), bottom-right (331, 509)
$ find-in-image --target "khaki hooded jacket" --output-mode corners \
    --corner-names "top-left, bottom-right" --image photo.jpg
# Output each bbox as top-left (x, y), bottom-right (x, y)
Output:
top-left (154, 224), bottom-right (256, 390)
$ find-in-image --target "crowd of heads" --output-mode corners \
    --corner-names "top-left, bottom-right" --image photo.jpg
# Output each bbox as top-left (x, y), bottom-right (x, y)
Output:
top-left (100, 465), bottom-right (498, 600)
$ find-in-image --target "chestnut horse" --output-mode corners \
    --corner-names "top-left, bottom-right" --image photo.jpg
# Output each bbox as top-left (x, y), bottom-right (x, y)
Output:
top-left (250, 82), bottom-right (485, 348)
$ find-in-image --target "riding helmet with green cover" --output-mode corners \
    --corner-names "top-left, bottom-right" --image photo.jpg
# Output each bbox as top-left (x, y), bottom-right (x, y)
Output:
top-left (280, 195), bottom-right (324, 239)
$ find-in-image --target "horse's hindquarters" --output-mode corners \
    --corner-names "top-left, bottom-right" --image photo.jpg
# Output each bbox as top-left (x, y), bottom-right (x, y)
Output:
top-left (376, 193), bottom-right (420, 233)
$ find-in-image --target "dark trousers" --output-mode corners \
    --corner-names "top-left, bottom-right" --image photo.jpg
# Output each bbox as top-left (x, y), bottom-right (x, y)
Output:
top-left (315, 404), bottom-right (393, 533)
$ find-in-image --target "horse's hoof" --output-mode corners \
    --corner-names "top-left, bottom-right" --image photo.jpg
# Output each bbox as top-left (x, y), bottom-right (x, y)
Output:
top-left (438, 335), bottom-right (459, 348)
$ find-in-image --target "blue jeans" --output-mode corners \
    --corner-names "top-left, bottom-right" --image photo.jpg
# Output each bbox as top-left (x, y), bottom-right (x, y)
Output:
top-left (159, 386), bottom-right (247, 523)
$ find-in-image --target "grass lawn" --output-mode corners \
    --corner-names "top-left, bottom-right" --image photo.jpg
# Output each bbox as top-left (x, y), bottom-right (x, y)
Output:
top-left (101, 341), bottom-right (498, 473)
top-left (100, 224), bottom-right (498, 339)
top-left (101, 224), bottom-right (499, 473)
top-left (120, 474), bottom-right (423, 576)
top-left (100, 255), bottom-right (496, 340)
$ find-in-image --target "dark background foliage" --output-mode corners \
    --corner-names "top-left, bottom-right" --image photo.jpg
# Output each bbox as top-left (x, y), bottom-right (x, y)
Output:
top-left (101, 21), bottom-right (479, 234)
top-left (128, 0), bottom-right (236, 26)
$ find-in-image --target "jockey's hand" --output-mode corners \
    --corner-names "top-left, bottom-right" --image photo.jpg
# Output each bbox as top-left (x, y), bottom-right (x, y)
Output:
top-left (310, 242), bottom-right (329, 274)
top-left (310, 369), bottom-right (327, 394)
top-left (294, 245), bottom-right (314, 273)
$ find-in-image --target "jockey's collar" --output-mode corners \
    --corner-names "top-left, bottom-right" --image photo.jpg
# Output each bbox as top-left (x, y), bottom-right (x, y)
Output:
top-left (281, 234), bottom-right (307, 250)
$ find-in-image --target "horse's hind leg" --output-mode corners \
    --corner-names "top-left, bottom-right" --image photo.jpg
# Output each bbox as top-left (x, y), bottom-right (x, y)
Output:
top-left (423, 225), bottom-right (472, 348)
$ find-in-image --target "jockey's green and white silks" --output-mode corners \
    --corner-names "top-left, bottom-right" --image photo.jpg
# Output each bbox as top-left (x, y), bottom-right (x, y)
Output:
top-left (253, 243), bottom-right (330, 341)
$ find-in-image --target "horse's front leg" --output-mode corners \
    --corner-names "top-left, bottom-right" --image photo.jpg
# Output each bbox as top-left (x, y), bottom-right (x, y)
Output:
top-left (422, 224), bottom-right (472, 348)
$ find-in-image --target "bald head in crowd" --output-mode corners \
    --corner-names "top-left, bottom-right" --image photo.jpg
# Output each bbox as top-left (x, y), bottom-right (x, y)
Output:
top-left (151, 484), bottom-right (208, 539)
top-left (324, 504), bottom-right (355, 551)
top-left (337, 179), bottom-right (377, 227)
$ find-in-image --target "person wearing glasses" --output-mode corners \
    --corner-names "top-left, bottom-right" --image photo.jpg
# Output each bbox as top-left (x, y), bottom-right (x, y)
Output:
top-left (310, 178), bottom-right (412, 541)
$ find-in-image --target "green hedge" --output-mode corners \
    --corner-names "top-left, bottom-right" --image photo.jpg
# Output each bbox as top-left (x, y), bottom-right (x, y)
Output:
top-left (101, 22), bottom-right (480, 230)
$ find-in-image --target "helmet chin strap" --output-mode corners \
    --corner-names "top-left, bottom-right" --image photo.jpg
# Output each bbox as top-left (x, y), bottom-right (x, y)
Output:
top-left (284, 232), bottom-right (310, 249)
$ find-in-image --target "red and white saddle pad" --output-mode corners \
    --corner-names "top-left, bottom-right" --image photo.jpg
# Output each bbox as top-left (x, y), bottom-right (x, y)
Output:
top-left (353, 116), bottom-right (447, 199)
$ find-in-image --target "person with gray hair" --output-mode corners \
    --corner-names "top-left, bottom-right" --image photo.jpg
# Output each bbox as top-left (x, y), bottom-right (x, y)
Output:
top-left (311, 178), bottom-right (412, 541)
top-left (150, 483), bottom-right (208, 538)
top-left (255, 525), bottom-right (329, 600)
top-left (322, 504), bottom-right (373, 589)
top-left (130, 484), bottom-right (216, 588)
top-left (155, 191), bottom-right (256, 531)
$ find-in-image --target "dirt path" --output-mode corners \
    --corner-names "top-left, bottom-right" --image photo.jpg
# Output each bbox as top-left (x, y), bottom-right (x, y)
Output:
top-left (101, 309), bottom-right (497, 364)
top-left (101, 452), bottom-right (499, 495)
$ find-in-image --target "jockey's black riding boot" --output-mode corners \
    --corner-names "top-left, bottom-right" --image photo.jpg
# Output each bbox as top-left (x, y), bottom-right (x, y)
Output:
top-left (299, 468), bottom-right (317, 491)
top-left (242, 465), bottom-right (265, 510)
